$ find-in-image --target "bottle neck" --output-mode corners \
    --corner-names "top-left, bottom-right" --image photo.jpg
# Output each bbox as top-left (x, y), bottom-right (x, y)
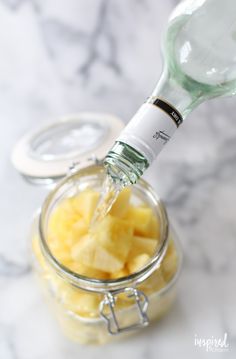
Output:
top-left (104, 70), bottom-right (202, 186)
top-left (152, 68), bottom-right (200, 118)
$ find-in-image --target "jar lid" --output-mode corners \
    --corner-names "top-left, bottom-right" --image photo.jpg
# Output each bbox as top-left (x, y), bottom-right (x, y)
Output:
top-left (11, 112), bottom-right (124, 182)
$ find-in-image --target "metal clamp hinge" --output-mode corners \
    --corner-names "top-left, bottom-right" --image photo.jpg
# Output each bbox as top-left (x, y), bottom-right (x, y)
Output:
top-left (99, 287), bottom-right (149, 335)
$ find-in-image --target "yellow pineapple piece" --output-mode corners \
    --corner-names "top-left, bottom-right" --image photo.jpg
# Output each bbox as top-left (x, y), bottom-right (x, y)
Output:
top-left (62, 288), bottom-right (101, 318)
top-left (139, 204), bottom-right (161, 239)
top-left (64, 219), bottom-right (89, 247)
top-left (140, 267), bottom-right (166, 293)
top-left (57, 197), bottom-right (77, 216)
top-left (147, 214), bottom-right (160, 239)
top-left (48, 198), bottom-right (80, 243)
top-left (129, 235), bottom-right (158, 258)
top-left (162, 240), bottom-right (178, 282)
top-left (66, 260), bottom-right (109, 280)
top-left (73, 189), bottom-right (100, 224)
top-left (110, 267), bottom-right (129, 279)
top-left (71, 234), bottom-right (124, 273)
top-left (71, 234), bottom-right (95, 263)
top-left (110, 188), bottom-right (131, 218)
top-left (47, 273), bottom-right (101, 317)
top-left (72, 215), bottom-right (133, 273)
top-left (94, 246), bottom-right (125, 273)
top-left (93, 215), bottom-right (133, 258)
top-left (127, 253), bottom-right (150, 274)
top-left (125, 206), bottom-right (153, 236)
top-left (49, 240), bottom-right (71, 264)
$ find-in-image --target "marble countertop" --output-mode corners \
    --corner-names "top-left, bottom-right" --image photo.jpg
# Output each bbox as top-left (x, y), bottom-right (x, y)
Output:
top-left (1, 0), bottom-right (236, 358)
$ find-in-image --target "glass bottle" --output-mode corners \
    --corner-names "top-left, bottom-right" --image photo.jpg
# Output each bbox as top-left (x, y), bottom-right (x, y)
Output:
top-left (104, 0), bottom-right (236, 187)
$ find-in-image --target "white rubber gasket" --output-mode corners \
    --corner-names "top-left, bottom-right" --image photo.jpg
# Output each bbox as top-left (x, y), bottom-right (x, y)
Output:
top-left (11, 112), bottom-right (124, 180)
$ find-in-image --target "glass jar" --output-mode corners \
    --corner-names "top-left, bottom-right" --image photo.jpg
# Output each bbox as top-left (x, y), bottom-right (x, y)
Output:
top-left (31, 162), bottom-right (183, 345)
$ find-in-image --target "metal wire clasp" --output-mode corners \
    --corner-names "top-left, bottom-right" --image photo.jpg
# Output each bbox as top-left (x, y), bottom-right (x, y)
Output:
top-left (99, 287), bottom-right (149, 335)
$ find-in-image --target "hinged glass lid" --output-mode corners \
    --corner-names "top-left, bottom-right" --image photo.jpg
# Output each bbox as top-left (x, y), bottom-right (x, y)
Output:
top-left (11, 112), bottom-right (124, 182)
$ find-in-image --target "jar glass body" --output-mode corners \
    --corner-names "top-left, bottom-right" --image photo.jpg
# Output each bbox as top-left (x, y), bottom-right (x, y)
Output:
top-left (31, 165), bottom-right (183, 345)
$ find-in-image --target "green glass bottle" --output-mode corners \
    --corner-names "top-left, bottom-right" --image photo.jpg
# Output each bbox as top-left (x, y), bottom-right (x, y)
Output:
top-left (104, 0), bottom-right (236, 187)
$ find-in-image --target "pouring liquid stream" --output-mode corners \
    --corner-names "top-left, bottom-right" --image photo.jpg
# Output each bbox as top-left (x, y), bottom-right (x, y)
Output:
top-left (91, 175), bottom-right (122, 227)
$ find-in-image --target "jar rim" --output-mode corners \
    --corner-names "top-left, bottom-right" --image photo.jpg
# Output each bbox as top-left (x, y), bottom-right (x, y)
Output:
top-left (39, 164), bottom-right (170, 293)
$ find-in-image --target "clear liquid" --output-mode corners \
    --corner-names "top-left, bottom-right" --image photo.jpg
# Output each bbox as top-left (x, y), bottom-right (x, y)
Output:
top-left (93, 142), bottom-right (149, 224)
top-left (95, 141), bottom-right (149, 223)
top-left (91, 175), bottom-right (121, 226)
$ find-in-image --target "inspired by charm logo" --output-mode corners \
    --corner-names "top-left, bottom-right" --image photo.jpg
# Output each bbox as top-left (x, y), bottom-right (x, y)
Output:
top-left (194, 333), bottom-right (229, 352)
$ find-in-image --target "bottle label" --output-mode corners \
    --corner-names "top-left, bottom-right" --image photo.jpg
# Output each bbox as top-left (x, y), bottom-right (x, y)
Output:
top-left (117, 98), bottom-right (183, 163)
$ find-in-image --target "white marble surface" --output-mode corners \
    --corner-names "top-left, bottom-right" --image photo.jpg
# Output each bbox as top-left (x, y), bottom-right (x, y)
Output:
top-left (1, 0), bottom-right (236, 358)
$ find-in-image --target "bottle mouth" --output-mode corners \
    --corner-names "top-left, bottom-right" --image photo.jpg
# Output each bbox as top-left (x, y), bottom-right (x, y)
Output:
top-left (104, 155), bottom-right (141, 187)
top-left (38, 164), bottom-right (170, 293)
top-left (104, 141), bottom-right (149, 186)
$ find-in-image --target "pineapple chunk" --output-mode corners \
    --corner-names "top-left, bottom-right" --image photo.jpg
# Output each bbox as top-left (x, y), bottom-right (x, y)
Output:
top-left (71, 234), bottom-right (96, 265)
top-left (48, 198), bottom-right (80, 242)
top-left (71, 234), bottom-right (124, 273)
top-left (49, 273), bottom-right (101, 317)
top-left (92, 215), bottom-right (133, 262)
top-left (66, 261), bottom-right (108, 279)
top-left (72, 215), bottom-right (133, 273)
top-left (64, 219), bottom-right (89, 247)
top-left (49, 240), bottom-right (71, 264)
top-left (147, 215), bottom-right (160, 239)
top-left (162, 240), bottom-right (178, 282)
top-left (139, 205), bottom-right (160, 239)
top-left (73, 189), bottom-right (100, 224)
top-left (127, 253), bottom-right (150, 273)
top-left (48, 218), bottom-right (88, 264)
top-left (125, 206), bottom-right (153, 236)
top-left (110, 267), bottom-right (129, 279)
top-left (62, 288), bottom-right (100, 318)
top-left (110, 188), bottom-right (131, 217)
top-left (129, 235), bottom-right (158, 257)
top-left (140, 267), bottom-right (166, 293)
top-left (93, 246), bottom-right (124, 273)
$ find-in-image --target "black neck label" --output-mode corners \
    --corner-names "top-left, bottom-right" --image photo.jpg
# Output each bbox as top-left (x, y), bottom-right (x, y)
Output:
top-left (148, 97), bottom-right (183, 128)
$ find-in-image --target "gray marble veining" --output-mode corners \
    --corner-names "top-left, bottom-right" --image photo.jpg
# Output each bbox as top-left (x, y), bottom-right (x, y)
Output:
top-left (1, 0), bottom-right (236, 358)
